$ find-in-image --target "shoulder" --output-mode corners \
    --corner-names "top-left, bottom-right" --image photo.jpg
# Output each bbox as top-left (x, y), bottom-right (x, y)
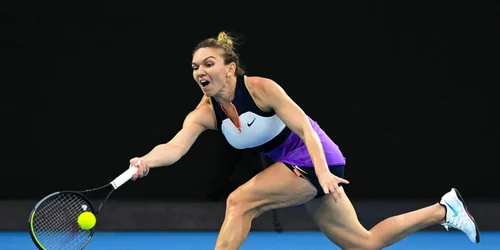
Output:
top-left (186, 95), bottom-right (217, 130)
top-left (244, 76), bottom-right (289, 110)
top-left (244, 76), bottom-right (283, 94)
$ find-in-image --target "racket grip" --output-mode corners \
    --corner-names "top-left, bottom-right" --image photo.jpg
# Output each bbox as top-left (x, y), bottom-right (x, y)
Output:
top-left (110, 166), bottom-right (138, 189)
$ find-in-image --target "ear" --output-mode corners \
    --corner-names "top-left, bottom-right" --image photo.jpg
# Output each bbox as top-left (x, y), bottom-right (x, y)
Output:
top-left (227, 62), bottom-right (236, 77)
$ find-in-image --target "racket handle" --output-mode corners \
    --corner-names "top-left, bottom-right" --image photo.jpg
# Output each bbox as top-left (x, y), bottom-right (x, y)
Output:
top-left (110, 166), bottom-right (138, 189)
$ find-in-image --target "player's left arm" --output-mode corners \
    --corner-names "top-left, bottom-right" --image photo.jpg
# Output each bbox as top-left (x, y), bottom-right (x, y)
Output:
top-left (248, 76), bottom-right (349, 200)
top-left (249, 77), bottom-right (329, 174)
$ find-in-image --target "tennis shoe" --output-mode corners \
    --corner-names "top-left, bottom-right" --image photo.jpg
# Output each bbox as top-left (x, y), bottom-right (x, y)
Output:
top-left (439, 188), bottom-right (480, 243)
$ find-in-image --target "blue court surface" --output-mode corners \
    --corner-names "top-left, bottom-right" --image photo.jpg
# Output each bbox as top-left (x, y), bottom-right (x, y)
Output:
top-left (2, 231), bottom-right (499, 249)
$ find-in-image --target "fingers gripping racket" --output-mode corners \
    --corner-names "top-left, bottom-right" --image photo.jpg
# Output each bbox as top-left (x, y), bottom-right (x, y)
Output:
top-left (28, 167), bottom-right (139, 250)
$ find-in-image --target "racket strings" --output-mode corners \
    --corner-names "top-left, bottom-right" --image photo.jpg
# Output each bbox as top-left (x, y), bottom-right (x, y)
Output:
top-left (32, 193), bottom-right (92, 249)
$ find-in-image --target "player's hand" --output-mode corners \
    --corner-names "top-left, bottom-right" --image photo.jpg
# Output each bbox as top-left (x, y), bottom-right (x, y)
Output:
top-left (317, 170), bottom-right (349, 203)
top-left (129, 157), bottom-right (150, 181)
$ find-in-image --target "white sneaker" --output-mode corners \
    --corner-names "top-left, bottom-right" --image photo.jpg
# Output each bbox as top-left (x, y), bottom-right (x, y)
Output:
top-left (439, 188), bottom-right (480, 243)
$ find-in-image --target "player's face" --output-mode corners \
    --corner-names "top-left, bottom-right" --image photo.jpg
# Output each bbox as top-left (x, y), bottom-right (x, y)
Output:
top-left (192, 48), bottom-right (234, 97)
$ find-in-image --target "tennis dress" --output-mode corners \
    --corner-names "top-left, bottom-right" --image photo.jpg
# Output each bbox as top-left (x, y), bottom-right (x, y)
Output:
top-left (209, 75), bottom-right (346, 167)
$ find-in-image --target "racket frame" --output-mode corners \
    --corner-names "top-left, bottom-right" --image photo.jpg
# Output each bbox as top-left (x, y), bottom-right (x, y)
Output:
top-left (28, 166), bottom-right (138, 250)
top-left (28, 190), bottom-right (97, 250)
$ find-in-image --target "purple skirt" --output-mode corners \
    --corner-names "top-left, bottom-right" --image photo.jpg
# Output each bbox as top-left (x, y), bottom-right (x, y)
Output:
top-left (262, 117), bottom-right (346, 167)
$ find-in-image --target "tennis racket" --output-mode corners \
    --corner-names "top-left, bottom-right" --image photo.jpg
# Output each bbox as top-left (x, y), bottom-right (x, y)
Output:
top-left (28, 166), bottom-right (139, 250)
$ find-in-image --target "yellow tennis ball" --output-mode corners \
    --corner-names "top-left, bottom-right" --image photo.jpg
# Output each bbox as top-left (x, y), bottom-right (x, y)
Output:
top-left (77, 211), bottom-right (96, 230)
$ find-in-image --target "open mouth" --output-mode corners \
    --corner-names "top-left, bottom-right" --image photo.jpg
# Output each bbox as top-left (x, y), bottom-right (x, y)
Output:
top-left (200, 80), bottom-right (210, 87)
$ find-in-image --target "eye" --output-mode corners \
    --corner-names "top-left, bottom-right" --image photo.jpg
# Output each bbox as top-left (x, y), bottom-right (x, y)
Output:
top-left (205, 62), bottom-right (214, 67)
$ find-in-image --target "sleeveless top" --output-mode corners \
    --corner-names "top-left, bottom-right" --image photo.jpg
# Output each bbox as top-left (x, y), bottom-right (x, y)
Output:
top-left (210, 75), bottom-right (346, 167)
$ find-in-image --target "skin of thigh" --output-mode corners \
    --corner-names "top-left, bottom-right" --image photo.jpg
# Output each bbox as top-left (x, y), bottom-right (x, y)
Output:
top-left (231, 162), bottom-right (318, 217)
top-left (305, 187), bottom-right (375, 250)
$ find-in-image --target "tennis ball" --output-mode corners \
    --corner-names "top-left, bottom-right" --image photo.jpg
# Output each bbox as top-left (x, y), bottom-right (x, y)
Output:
top-left (77, 211), bottom-right (96, 230)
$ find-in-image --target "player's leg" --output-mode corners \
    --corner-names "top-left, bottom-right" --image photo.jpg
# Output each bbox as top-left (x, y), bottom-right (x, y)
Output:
top-left (214, 162), bottom-right (317, 250)
top-left (305, 187), bottom-right (480, 250)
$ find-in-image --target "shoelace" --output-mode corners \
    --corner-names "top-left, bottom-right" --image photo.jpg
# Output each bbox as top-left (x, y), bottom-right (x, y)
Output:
top-left (443, 212), bottom-right (470, 232)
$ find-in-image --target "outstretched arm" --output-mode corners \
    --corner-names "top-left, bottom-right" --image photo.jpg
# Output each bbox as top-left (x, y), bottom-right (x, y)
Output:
top-left (130, 97), bottom-right (215, 179)
top-left (139, 111), bottom-right (206, 167)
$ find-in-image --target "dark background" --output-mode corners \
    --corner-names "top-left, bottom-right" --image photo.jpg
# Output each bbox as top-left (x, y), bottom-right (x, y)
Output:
top-left (1, 3), bottom-right (498, 203)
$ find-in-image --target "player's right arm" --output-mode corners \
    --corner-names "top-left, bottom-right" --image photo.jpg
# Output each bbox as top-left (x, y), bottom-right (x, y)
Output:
top-left (130, 96), bottom-right (216, 179)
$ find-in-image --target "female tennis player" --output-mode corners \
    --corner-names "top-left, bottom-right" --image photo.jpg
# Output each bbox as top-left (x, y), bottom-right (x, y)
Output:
top-left (128, 31), bottom-right (480, 250)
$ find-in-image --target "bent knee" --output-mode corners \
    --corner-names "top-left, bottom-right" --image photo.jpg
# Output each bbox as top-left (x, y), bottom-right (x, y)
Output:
top-left (225, 188), bottom-right (258, 217)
